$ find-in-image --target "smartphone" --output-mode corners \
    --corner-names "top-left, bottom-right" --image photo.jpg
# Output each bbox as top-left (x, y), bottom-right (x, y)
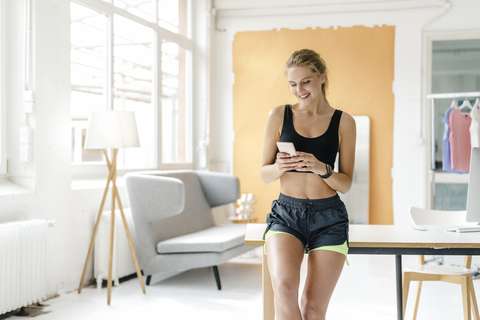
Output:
top-left (276, 142), bottom-right (297, 157)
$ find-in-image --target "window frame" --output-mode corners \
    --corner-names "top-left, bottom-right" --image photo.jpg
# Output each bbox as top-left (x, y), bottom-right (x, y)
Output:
top-left (0, 0), bottom-right (7, 176)
top-left (71, 0), bottom-right (194, 178)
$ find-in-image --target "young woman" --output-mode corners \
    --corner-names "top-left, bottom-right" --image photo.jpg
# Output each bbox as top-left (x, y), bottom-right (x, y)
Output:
top-left (260, 49), bottom-right (356, 320)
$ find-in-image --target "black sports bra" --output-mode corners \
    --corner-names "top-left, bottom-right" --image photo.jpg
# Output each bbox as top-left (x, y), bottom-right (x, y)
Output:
top-left (279, 105), bottom-right (343, 173)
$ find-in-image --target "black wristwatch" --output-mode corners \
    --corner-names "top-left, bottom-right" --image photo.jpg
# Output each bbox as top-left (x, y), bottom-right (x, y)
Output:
top-left (318, 163), bottom-right (332, 179)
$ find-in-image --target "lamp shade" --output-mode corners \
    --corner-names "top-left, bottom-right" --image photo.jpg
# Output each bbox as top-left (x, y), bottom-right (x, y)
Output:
top-left (84, 111), bottom-right (140, 149)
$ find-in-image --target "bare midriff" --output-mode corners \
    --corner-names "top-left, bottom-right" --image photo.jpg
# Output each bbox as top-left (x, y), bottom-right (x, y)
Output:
top-left (279, 171), bottom-right (337, 200)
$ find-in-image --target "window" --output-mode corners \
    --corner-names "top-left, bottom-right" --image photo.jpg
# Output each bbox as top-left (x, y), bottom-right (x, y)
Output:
top-left (113, 14), bottom-right (155, 168)
top-left (161, 40), bottom-right (191, 163)
top-left (115, 0), bottom-right (155, 22)
top-left (158, 0), bottom-right (189, 36)
top-left (70, 0), bottom-right (192, 171)
top-left (0, 0), bottom-right (6, 175)
top-left (70, 3), bottom-right (106, 164)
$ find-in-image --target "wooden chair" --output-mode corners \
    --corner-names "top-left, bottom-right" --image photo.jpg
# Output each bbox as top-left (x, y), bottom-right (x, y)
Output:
top-left (403, 207), bottom-right (480, 320)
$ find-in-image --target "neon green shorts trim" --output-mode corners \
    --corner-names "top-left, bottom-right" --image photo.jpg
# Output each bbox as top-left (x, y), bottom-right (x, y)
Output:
top-left (264, 230), bottom-right (350, 266)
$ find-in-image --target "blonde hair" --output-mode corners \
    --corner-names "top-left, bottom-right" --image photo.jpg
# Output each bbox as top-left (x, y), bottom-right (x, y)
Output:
top-left (285, 49), bottom-right (329, 103)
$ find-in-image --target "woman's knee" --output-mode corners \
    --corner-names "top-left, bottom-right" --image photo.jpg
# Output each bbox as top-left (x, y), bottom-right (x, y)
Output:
top-left (301, 296), bottom-right (327, 320)
top-left (272, 277), bottom-right (299, 304)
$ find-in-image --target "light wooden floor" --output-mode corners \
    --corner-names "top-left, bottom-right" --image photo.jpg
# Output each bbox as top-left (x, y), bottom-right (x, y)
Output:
top-left (3, 248), bottom-right (480, 320)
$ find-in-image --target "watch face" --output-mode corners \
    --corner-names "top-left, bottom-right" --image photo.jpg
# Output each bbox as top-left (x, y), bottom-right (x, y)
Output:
top-left (319, 164), bottom-right (332, 179)
top-left (327, 164), bottom-right (332, 175)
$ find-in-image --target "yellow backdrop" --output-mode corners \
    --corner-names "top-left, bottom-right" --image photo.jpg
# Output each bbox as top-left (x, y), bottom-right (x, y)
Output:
top-left (232, 26), bottom-right (395, 225)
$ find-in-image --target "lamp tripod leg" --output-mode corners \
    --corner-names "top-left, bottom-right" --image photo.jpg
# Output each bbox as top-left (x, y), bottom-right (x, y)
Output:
top-left (82, 149), bottom-right (145, 304)
top-left (114, 189), bottom-right (146, 293)
top-left (107, 149), bottom-right (118, 305)
top-left (106, 149), bottom-right (145, 293)
top-left (78, 160), bottom-right (115, 294)
top-left (107, 190), bottom-right (115, 305)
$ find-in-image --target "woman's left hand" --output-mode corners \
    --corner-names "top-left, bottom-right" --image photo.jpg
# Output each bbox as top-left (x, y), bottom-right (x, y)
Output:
top-left (294, 151), bottom-right (328, 175)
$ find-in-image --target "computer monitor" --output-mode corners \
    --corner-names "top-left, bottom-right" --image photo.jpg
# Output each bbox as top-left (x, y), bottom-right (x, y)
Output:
top-left (466, 147), bottom-right (480, 222)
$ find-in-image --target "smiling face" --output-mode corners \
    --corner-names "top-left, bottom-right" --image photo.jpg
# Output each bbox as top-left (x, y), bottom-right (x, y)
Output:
top-left (287, 66), bottom-right (325, 106)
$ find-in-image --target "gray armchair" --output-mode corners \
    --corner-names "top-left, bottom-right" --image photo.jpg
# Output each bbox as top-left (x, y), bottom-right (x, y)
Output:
top-left (124, 170), bottom-right (252, 289)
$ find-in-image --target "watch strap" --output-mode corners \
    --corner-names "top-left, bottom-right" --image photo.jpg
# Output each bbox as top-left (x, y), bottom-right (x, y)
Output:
top-left (318, 164), bottom-right (332, 179)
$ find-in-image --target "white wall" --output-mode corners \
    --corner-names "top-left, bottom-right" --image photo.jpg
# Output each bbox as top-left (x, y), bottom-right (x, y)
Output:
top-left (209, 0), bottom-right (480, 226)
top-left (1, 0), bottom-right (211, 298)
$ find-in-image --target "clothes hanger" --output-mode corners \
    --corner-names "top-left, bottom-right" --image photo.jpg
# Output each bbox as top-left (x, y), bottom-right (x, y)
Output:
top-left (474, 97), bottom-right (480, 110)
top-left (458, 96), bottom-right (473, 113)
top-left (450, 98), bottom-right (458, 109)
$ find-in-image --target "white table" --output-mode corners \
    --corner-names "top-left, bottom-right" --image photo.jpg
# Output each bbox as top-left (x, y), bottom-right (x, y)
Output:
top-left (245, 223), bottom-right (480, 320)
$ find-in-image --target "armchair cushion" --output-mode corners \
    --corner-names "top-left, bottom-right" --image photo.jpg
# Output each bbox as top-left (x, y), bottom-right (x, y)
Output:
top-left (157, 224), bottom-right (247, 254)
top-left (196, 171), bottom-right (239, 208)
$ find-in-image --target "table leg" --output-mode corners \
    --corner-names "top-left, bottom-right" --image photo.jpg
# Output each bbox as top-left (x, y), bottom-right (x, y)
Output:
top-left (396, 255), bottom-right (403, 320)
top-left (262, 252), bottom-right (275, 320)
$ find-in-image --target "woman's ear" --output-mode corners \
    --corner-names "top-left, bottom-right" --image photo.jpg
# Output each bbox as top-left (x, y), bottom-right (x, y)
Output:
top-left (321, 73), bottom-right (326, 84)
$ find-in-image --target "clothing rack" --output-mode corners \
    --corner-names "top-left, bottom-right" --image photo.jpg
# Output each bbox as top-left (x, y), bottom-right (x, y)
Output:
top-left (427, 91), bottom-right (480, 171)
top-left (422, 92), bottom-right (480, 145)
top-left (426, 91), bottom-right (480, 100)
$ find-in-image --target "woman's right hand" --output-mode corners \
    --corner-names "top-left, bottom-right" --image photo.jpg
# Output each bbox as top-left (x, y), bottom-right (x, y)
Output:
top-left (275, 152), bottom-right (300, 172)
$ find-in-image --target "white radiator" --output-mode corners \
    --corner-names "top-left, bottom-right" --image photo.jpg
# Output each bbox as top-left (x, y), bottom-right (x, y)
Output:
top-left (94, 209), bottom-right (136, 288)
top-left (0, 219), bottom-right (54, 315)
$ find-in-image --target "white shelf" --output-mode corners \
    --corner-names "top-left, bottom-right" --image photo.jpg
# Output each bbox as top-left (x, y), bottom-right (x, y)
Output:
top-left (429, 171), bottom-right (469, 184)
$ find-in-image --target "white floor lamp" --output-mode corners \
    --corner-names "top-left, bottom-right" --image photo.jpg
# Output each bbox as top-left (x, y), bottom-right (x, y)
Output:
top-left (78, 110), bottom-right (146, 305)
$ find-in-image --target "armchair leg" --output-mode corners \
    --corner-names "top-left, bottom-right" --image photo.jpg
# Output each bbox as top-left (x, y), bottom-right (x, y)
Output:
top-left (146, 275), bottom-right (152, 286)
top-left (213, 266), bottom-right (222, 290)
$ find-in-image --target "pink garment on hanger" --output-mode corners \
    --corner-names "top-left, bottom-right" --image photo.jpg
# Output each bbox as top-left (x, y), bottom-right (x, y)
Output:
top-left (449, 108), bottom-right (472, 172)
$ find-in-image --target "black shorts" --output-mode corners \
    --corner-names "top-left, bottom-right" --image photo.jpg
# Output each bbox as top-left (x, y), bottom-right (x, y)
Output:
top-left (264, 193), bottom-right (349, 253)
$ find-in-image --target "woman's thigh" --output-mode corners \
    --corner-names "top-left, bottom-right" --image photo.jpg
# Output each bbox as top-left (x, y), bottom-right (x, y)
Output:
top-left (301, 249), bottom-right (345, 310)
top-left (266, 233), bottom-right (305, 290)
